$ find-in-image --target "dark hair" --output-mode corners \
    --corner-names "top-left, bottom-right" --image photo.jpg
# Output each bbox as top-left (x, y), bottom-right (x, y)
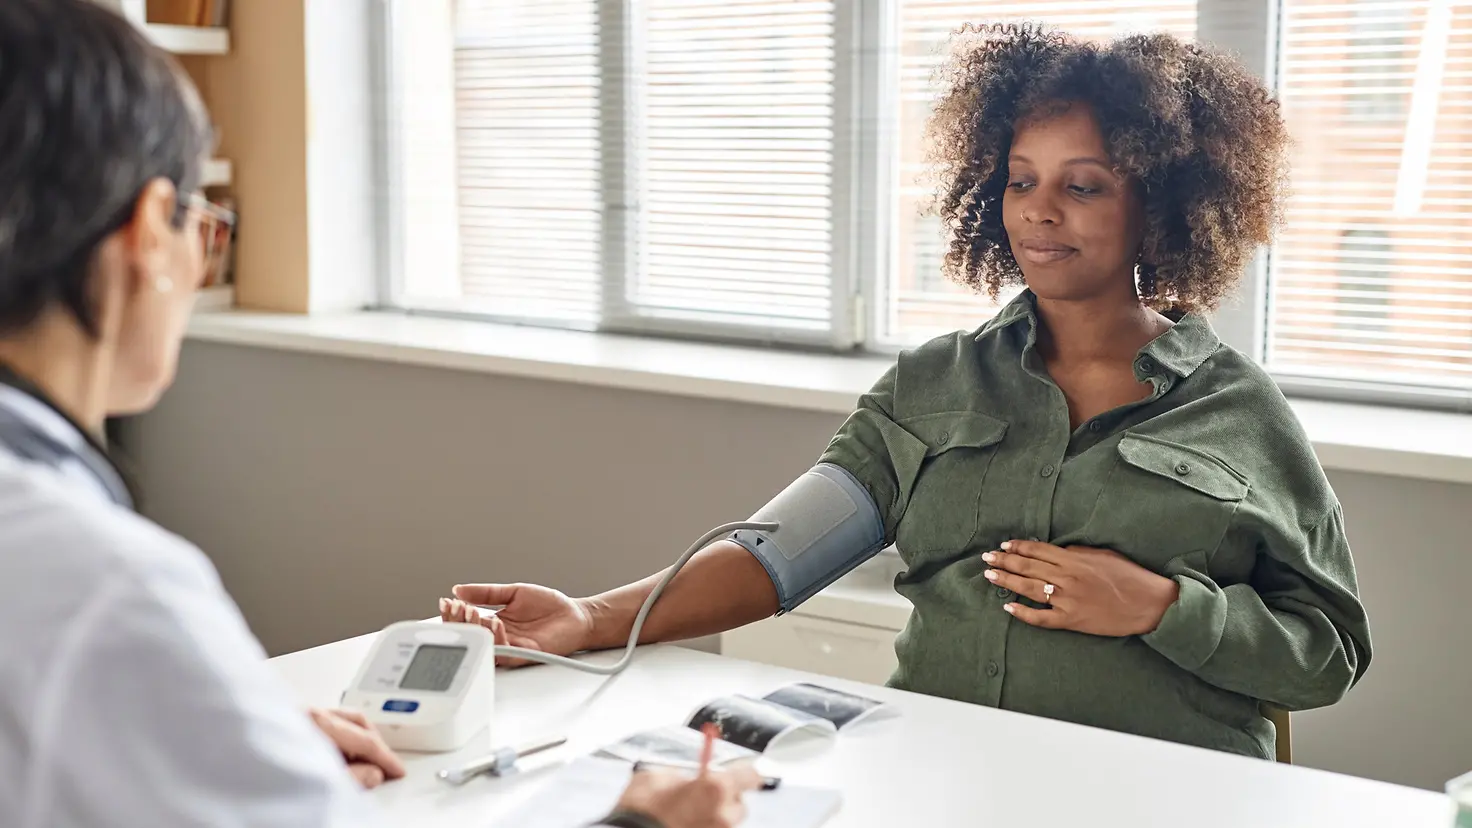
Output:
top-left (926, 24), bottom-right (1288, 313)
top-left (0, 0), bottom-right (213, 336)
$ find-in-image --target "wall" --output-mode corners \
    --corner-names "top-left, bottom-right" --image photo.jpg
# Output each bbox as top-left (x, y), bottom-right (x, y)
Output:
top-left (119, 339), bottom-right (1472, 791)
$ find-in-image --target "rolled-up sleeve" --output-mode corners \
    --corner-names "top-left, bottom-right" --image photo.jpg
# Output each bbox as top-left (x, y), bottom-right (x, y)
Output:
top-left (1142, 502), bottom-right (1372, 711)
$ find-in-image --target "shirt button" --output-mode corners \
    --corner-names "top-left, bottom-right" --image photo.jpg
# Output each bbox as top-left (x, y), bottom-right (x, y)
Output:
top-left (1040, 464), bottom-right (1055, 478)
top-left (995, 586), bottom-right (1012, 599)
top-left (1138, 356), bottom-right (1158, 375)
top-left (937, 432), bottom-right (951, 446)
top-left (985, 661), bottom-right (999, 677)
top-left (1088, 420), bottom-right (1102, 433)
top-left (1175, 462), bottom-right (1191, 476)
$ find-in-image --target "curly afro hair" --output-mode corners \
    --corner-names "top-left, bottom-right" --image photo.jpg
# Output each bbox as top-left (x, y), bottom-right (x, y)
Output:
top-left (925, 24), bottom-right (1289, 313)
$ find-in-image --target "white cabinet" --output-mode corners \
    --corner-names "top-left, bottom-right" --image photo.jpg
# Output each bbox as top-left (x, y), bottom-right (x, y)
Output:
top-left (720, 557), bottom-right (911, 686)
top-left (723, 613), bottom-right (899, 685)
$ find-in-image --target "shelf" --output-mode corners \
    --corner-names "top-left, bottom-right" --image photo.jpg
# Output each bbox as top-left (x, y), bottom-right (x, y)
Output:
top-left (143, 23), bottom-right (230, 56)
top-left (194, 284), bottom-right (235, 313)
top-left (202, 158), bottom-right (232, 188)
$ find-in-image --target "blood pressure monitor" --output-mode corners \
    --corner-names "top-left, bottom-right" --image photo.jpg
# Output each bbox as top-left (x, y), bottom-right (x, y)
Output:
top-left (339, 519), bottom-right (781, 758)
top-left (342, 621), bottom-right (496, 752)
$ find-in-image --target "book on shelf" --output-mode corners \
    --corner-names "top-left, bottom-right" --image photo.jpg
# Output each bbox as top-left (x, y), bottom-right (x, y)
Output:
top-left (146, 0), bottom-right (228, 27)
top-left (202, 194), bottom-right (235, 288)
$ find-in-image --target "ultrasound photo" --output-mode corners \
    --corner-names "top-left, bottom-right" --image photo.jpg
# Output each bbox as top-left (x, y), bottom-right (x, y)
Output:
top-left (686, 694), bottom-right (834, 753)
top-left (600, 724), bottom-right (758, 767)
top-left (762, 682), bottom-right (887, 730)
top-left (601, 682), bottom-right (894, 766)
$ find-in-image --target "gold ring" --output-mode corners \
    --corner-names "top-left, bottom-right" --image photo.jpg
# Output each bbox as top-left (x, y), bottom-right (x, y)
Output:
top-left (1042, 583), bottom-right (1056, 603)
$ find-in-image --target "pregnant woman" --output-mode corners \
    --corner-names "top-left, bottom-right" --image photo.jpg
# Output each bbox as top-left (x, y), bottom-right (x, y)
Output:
top-left (443, 25), bottom-right (1371, 761)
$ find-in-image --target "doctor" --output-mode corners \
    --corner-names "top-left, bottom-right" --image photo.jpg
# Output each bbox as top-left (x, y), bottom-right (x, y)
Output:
top-left (0, 2), bottom-right (755, 827)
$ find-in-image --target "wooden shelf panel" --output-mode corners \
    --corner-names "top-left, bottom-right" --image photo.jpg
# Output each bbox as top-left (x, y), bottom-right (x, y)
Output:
top-left (144, 23), bottom-right (229, 56)
top-left (194, 284), bottom-right (235, 312)
top-left (202, 158), bottom-right (232, 188)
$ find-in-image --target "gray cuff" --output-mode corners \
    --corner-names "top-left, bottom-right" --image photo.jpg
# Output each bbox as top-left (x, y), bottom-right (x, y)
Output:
top-left (728, 462), bottom-right (885, 613)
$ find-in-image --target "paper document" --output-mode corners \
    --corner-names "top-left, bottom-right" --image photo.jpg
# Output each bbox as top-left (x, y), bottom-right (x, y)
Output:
top-left (487, 755), bottom-right (842, 828)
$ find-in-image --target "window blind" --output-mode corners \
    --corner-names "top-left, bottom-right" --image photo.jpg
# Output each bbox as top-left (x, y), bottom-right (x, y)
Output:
top-left (452, 0), bottom-right (603, 326)
top-left (1269, 0), bottom-right (1472, 393)
top-left (631, 1), bottom-right (838, 333)
top-left (884, 1), bottom-right (1197, 345)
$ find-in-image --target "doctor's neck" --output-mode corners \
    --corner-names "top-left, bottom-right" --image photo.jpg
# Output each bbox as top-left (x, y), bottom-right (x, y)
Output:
top-left (0, 307), bottom-right (115, 436)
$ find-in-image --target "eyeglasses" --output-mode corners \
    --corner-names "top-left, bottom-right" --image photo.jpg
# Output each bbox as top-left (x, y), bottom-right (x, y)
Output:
top-left (187, 193), bottom-right (236, 288)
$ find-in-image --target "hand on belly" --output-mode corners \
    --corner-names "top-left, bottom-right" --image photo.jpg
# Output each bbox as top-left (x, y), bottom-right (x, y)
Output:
top-left (982, 539), bottom-right (1180, 636)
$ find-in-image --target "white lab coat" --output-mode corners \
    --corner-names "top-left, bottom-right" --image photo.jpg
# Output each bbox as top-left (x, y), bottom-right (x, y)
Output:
top-left (0, 387), bottom-right (380, 827)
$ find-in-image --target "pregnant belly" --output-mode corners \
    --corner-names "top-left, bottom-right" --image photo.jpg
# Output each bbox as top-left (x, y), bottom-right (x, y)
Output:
top-left (890, 567), bottom-right (1266, 757)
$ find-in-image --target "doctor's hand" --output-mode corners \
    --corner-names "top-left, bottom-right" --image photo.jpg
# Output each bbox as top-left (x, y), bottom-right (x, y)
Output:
top-left (982, 540), bottom-right (1180, 637)
top-left (439, 583), bottom-right (594, 667)
top-left (611, 764), bottom-right (763, 828)
top-left (308, 707), bottom-right (406, 789)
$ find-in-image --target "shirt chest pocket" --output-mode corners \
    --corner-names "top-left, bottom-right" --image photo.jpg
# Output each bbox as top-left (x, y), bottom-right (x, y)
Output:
top-left (893, 412), bottom-right (1008, 560)
top-left (1077, 434), bottom-right (1249, 570)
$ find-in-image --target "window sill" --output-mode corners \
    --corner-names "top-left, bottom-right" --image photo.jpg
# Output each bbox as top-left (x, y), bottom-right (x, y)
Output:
top-left (186, 309), bottom-right (1472, 486)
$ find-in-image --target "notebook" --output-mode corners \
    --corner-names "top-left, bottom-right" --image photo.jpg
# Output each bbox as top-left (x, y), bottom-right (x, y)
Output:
top-left (486, 755), bottom-right (841, 828)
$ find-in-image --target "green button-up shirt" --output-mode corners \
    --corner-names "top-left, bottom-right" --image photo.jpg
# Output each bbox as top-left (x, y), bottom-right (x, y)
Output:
top-left (817, 291), bottom-right (1372, 759)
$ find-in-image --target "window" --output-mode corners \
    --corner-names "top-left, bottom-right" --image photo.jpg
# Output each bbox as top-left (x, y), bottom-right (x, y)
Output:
top-left (1268, 0), bottom-right (1472, 399)
top-left (381, 0), bottom-right (1472, 407)
top-left (634, 1), bottom-right (838, 336)
top-left (1334, 228), bottom-right (1395, 329)
top-left (1345, 4), bottom-right (1410, 121)
top-left (385, 0), bottom-right (846, 348)
top-left (451, 1), bottom-right (603, 326)
top-left (910, 215), bottom-right (947, 294)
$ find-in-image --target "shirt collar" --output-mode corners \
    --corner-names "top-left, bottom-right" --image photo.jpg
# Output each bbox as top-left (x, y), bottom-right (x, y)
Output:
top-left (0, 384), bottom-right (133, 508)
top-left (974, 289), bottom-right (1221, 378)
top-left (0, 384), bottom-right (88, 454)
top-left (972, 290), bottom-right (1036, 341)
top-left (1139, 311), bottom-right (1221, 378)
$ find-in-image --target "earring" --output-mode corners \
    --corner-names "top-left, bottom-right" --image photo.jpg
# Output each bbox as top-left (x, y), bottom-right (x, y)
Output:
top-left (155, 276), bottom-right (174, 293)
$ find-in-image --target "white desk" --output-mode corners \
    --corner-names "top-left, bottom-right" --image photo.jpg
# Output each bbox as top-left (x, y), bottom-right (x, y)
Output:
top-left (272, 635), bottom-right (1453, 827)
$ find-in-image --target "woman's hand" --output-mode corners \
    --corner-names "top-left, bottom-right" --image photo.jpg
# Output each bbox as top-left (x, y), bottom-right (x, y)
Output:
top-left (307, 707), bottom-right (406, 789)
top-left (612, 764), bottom-right (763, 828)
top-left (439, 583), bottom-right (596, 667)
top-left (982, 540), bottom-right (1179, 636)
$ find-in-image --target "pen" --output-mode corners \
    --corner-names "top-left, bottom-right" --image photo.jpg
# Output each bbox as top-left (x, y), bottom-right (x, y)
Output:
top-left (699, 722), bottom-right (718, 776)
top-left (630, 758), bottom-right (782, 791)
top-left (436, 735), bottom-right (567, 785)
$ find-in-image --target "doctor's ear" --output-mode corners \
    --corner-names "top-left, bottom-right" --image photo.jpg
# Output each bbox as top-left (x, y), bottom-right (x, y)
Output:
top-left (114, 178), bottom-right (186, 291)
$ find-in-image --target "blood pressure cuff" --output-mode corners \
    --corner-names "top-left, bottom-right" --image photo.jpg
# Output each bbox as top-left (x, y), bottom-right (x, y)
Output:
top-left (727, 462), bottom-right (886, 614)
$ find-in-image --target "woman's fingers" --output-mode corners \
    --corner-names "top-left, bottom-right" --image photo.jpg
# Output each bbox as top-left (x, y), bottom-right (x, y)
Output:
top-left (438, 599), bottom-right (536, 667)
top-left (982, 548), bottom-right (1060, 582)
top-left (983, 567), bottom-right (1051, 604)
top-left (453, 583), bottom-right (518, 606)
top-left (439, 597), bottom-right (493, 627)
top-left (1000, 539), bottom-right (1067, 564)
top-left (1003, 602), bottom-right (1066, 629)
